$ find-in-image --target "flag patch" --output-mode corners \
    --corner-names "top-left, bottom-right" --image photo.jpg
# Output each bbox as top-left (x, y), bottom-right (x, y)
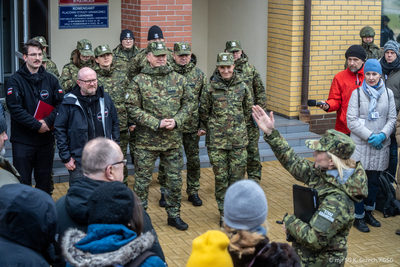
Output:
top-left (7, 88), bottom-right (12, 95)
top-left (58, 89), bottom-right (63, 94)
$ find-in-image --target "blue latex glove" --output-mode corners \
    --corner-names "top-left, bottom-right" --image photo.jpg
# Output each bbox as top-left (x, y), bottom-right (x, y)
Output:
top-left (368, 133), bottom-right (386, 147)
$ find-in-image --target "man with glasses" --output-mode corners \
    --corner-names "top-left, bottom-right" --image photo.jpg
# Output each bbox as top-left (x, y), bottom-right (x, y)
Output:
top-left (54, 67), bottom-right (119, 185)
top-left (5, 39), bottom-right (64, 194)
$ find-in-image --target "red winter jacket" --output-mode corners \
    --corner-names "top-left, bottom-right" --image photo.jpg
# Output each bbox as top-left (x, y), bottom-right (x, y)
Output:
top-left (326, 66), bottom-right (364, 134)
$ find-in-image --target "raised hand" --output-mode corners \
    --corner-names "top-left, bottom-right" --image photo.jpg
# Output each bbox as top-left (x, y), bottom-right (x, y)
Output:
top-left (252, 105), bottom-right (275, 136)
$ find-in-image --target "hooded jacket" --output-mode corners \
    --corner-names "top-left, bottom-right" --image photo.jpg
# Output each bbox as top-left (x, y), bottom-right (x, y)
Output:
top-left (0, 184), bottom-right (58, 267)
top-left (54, 84), bottom-right (120, 163)
top-left (112, 43), bottom-right (140, 76)
top-left (326, 66), bottom-right (365, 134)
top-left (6, 63), bottom-right (64, 146)
top-left (199, 69), bottom-right (253, 150)
top-left (171, 54), bottom-right (207, 133)
top-left (265, 129), bottom-right (368, 266)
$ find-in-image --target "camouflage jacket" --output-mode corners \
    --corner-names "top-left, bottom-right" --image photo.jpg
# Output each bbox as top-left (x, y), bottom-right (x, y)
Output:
top-left (60, 52), bottom-right (94, 93)
top-left (94, 63), bottom-right (129, 131)
top-left (125, 62), bottom-right (195, 151)
top-left (199, 69), bottom-right (253, 150)
top-left (127, 47), bottom-right (174, 81)
top-left (265, 129), bottom-right (368, 266)
top-left (344, 41), bottom-right (383, 69)
top-left (171, 54), bottom-right (207, 133)
top-left (0, 156), bottom-right (21, 181)
top-left (112, 44), bottom-right (140, 76)
top-left (235, 53), bottom-right (267, 110)
top-left (46, 57), bottom-right (60, 78)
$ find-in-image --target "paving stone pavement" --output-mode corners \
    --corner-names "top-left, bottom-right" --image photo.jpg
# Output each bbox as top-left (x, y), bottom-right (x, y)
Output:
top-left (53, 160), bottom-right (400, 267)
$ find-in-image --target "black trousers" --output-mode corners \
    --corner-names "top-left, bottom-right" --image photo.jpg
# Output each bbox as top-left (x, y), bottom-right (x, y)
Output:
top-left (12, 142), bottom-right (54, 194)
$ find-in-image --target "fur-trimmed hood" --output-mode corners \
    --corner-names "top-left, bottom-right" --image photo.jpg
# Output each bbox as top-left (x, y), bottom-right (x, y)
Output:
top-left (62, 228), bottom-right (155, 267)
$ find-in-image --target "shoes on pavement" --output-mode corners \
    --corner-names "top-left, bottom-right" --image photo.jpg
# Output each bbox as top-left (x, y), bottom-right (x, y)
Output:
top-left (159, 193), bottom-right (166, 207)
top-left (353, 218), bottom-right (370, 233)
top-left (220, 216), bottom-right (224, 228)
top-left (167, 217), bottom-right (189, 231)
top-left (188, 194), bottom-right (203, 206)
top-left (364, 211), bottom-right (381, 227)
top-left (396, 228), bottom-right (400, 235)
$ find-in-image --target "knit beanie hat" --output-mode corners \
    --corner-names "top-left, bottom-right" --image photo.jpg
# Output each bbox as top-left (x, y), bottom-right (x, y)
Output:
top-left (345, 45), bottom-right (367, 61)
top-left (148, 25), bottom-right (164, 41)
top-left (120, 29), bottom-right (135, 43)
top-left (224, 180), bottom-right (268, 230)
top-left (364, 58), bottom-right (382, 75)
top-left (186, 230), bottom-right (233, 267)
top-left (0, 116), bottom-right (6, 134)
top-left (384, 40), bottom-right (400, 57)
top-left (87, 181), bottom-right (134, 225)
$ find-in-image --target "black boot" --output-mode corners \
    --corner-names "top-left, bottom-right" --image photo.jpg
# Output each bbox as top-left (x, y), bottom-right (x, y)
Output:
top-left (365, 211), bottom-right (381, 227)
top-left (167, 217), bottom-right (189, 231)
top-left (159, 193), bottom-right (166, 207)
top-left (353, 218), bottom-right (370, 232)
top-left (220, 216), bottom-right (224, 228)
top-left (188, 194), bottom-right (203, 206)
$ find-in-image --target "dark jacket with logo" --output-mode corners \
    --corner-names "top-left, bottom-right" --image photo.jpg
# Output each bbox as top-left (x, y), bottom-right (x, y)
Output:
top-left (54, 84), bottom-right (119, 163)
top-left (6, 63), bottom-right (64, 146)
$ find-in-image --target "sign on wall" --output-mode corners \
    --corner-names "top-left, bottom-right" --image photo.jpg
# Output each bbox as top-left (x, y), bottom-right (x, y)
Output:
top-left (59, 1), bottom-right (109, 29)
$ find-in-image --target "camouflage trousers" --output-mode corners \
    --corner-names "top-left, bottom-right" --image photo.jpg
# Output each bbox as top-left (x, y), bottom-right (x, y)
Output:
top-left (246, 125), bottom-right (262, 183)
top-left (208, 147), bottom-right (247, 215)
top-left (158, 132), bottom-right (200, 196)
top-left (119, 130), bottom-right (129, 185)
top-left (293, 242), bottom-right (346, 267)
top-left (133, 147), bottom-right (183, 218)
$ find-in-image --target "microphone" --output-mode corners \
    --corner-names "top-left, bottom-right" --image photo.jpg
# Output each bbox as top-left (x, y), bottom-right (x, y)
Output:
top-left (307, 100), bottom-right (325, 107)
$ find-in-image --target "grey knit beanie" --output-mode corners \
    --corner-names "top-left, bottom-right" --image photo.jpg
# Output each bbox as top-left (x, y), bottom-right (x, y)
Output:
top-left (384, 40), bottom-right (400, 57)
top-left (224, 180), bottom-right (268, 230)
top-left (0, 116), bottom-right (6, 134)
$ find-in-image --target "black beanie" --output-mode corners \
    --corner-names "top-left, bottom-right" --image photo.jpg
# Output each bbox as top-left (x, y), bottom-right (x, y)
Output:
top-left (345, 45), bottom-right (367, 61)
top-left (148, 25), bottom-right (163, 41)
top-left (0, 116), bottom-right (6, 134)
top-left (87, 181), bottom-right (134, 225)
top-left (120, 29), bottom-right (135, 43)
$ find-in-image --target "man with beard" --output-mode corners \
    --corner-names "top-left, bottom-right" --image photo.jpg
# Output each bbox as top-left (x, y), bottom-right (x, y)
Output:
top-left (6, 39), bottom-right (64, 194)
top-left (0, 116), bottom-right (20, 188)
top-left (54, 67), bottom-right (119, 184)
top-left (320, 45), bottom-right (366, 135)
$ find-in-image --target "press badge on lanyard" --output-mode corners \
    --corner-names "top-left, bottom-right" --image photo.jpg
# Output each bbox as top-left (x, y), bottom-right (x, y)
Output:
top-left (371, 111), bottom-right (379, 119)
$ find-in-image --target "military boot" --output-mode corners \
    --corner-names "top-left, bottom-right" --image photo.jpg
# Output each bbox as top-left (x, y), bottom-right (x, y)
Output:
top-left (353, 218), bottom-right (370, 232)
top-left (365, 211), bottom-right (381, 227)
top-left (168, 217), bottom-right (189, 231)
top-left (159, 193), bottom-right (166, 207)
top-left (188, 194), bottom-right (202, 206)
top-left (396, 228), bottom-right (400, 235)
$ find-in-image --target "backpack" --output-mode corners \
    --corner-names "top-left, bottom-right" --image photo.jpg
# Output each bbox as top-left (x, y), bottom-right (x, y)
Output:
top-left (375, 171), bottom-right (400, 218)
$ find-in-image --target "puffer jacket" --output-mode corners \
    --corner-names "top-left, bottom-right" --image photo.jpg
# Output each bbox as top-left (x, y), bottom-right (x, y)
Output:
top-left (347, 80), bottom-right (396, 171)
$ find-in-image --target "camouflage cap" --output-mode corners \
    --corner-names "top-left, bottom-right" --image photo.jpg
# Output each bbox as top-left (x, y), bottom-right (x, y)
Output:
top-left (77, 39), bottom-right (94, 56)
top-left (94, 44), bottom-right (112, 57)
top-left (174, 42), bottom-right (191, 55)
top-left (305, 129), bottom-right (355, 160)
top-left (360, 26), bottom-right (375, 38)
top-left (225, 40), bottom-right (242, 52)
top-left (216, 52), bottom-right (234, 66)
top-left (33, 36), bottom-right (48, 47)
top-left (147, 41), bottom-right (167, 56)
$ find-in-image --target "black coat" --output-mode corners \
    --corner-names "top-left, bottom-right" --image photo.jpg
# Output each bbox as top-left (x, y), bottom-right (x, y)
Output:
top-left (53, 177), bottom-right (166, 267)
top-left (54, 84), bottom-right (120, 163)
top-left (0, 184), bottom-right (58, 267)
top-left (5, 63), bottom-right (64, 146)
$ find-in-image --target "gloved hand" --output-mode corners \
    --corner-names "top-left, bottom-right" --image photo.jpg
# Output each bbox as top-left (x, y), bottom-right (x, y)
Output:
top-left (375, 143), bottom-right (383, 150)
top-left (368, 133), bottom-right (386, 147)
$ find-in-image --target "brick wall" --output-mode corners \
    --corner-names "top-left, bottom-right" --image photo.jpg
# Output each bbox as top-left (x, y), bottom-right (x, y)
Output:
top-left (121, 0), bottom-right (192, 50)
top-left (309, 113), bottom-right (337, 134)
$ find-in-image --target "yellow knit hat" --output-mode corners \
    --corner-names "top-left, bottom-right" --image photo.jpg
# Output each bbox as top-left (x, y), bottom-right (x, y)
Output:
top-left (186, 230), bottom-right (233, 267)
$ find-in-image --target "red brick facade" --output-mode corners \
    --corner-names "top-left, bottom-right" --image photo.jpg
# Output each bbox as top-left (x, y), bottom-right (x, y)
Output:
top-left (121, 0), bottom-right (192, 49)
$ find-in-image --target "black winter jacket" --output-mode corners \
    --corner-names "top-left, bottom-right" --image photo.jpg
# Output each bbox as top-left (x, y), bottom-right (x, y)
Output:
top-left (54, 84), bottom-right (120, 163)
top-left (5, 63), bottom-right (64, 146)
top-left (54, 177), bottom-right (166, 266)
top-left (0, 184), bottom-right (58, 267)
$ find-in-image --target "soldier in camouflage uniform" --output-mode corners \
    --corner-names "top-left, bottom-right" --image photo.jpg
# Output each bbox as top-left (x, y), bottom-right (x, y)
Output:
top-left (60, 39), bottom-right (95, 93)
top-left (252, 105), bottom-right (368, 267)
top-left (33, 36), bottom-right (60, 78)
top-left (344, 26), bottom-right (383, 69)
top-left (125, 41), bottom-right (194, 231)
top-left (94, 44), bottom-right (130, 184)
top-left (157, 42), bottom-right (207, 207)
top-left (112, 29), bottom-right (140, 75)
top-left (225, 40), bottom-right (267, 183)
top-left (199, 53), bottom-right (253, 224)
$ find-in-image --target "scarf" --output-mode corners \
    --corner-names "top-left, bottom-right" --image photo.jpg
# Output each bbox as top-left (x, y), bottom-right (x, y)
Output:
top-left (380, 56), bottom-right (400, 76)
top-left (362, 79), bottom-right (385, 121)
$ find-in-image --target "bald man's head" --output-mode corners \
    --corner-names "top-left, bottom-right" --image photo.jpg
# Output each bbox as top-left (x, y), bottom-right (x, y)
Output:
top-left (77, 67), bottom-right (98, 96)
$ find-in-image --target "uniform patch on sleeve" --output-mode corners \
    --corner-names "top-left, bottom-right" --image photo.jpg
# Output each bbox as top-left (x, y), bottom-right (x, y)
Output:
top-left (312, 208), bottom-right (339, 232)
top-left (58, 89), bottom-right (63, 94)
top-left (318, 210), bottom-right (335, 222)
top-left (7, 88), bottom-right (12, 95)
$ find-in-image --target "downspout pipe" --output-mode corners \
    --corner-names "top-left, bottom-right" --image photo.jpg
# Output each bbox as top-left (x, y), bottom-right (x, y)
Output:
top-left (299, 0), bottom-right (311, 122)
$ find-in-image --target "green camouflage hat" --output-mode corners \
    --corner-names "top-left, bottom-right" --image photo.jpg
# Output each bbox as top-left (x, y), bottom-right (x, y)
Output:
top-left (305, 129), bottom-right (355, 160)
top-left (33, 36), bottom-right (48, 47)
top-left (94, 44), bottom-right (112, 57)
top-left (216, 52), bottom-right (234, 66)
top-left (77, 39), bottom-right (94, 56)
top-left (226, 40), bottom-right (242, 52)
top-left (147, 41), bottom-right (167, 56)
top-left (360, 26), bottom-right (375, 38)
top-left (174, 42), bottom-right (191, 55)
top-left (42, 52), bottom-right (50, 62)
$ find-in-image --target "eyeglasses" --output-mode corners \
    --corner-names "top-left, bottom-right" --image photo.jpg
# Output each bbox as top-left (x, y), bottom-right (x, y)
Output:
top-left (105, 159), bottom-right (127, 171)
top-left (27, 53), bottom-right (43, 58)
top-left (123, 38), bottom-right (134, 41)
top-left (78, 79), bottom-right (97, 85)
